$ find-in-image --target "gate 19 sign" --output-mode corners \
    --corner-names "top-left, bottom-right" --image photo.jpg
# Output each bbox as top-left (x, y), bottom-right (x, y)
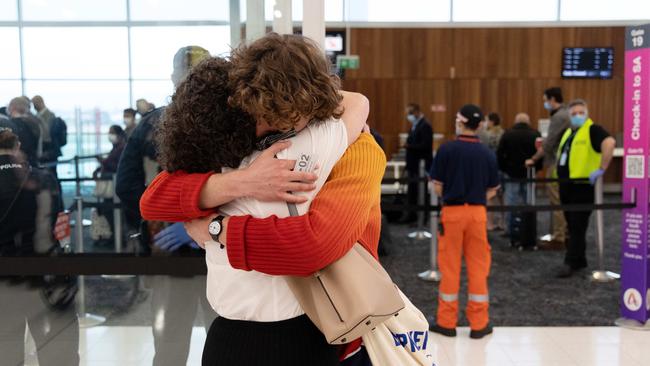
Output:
top-left (622, 23), bottom-right (650, 324)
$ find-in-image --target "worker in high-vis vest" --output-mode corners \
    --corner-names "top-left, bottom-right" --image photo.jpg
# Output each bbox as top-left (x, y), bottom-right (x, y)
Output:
top-left (428, 104), bottom-right (499, 339)
top-left (555, 99), bottom-right (616, 278)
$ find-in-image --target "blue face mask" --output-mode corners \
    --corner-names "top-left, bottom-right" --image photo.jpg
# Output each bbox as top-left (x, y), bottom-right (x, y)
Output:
top-left (543, 101), bottom-right (552, 111)
top-left (407, 114), bottom-right (418, 124)
top-left (570, 114), bottom-right (587, 128)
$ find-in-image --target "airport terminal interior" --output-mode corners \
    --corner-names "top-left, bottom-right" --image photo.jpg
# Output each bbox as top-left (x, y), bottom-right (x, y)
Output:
top-left (1, 0), bottom-right (650, 365)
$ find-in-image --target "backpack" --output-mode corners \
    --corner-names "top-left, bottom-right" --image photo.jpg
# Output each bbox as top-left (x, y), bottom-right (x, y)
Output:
top-left (51, 117), bottom-right (67, 148)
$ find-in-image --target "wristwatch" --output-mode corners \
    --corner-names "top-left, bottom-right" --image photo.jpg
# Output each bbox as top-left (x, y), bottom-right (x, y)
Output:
top-left (208, 215), bottom-right (225, 243)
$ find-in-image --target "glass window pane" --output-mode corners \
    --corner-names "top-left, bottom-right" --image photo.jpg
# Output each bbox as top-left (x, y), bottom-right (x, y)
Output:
top-left (0, 28), bottom-right (21, 79)
top-left (0, 80), bottom-right (23, 108)
top-left (21, 0), bottom-right (126, 21)
top-left (22, 27), bottom-right (129, 79)
top-left (130, 26), bottom-right (231, 79)
top-left (560, 0), bottom-right (650, 21)
top-left (0, 0), bottom-right (17, 20)
top-left (347, 0), bottom-right (450, 22)
top-left (132, 80), bottom-right (174, 108)
top-left (23, 80), bottom-right (130, 161)
top-left (130, 0), bottom-right (229, 21)
top-left (453, 0), bottom-right (558, 21)
top-left (262, 0), bottom-right (344, 21)
top-left (23, 80), bottom-right (130, 117)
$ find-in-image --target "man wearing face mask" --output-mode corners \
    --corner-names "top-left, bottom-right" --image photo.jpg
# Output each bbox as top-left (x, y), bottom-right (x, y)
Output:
top-left (555, 99), bottom-right (615, 278)
top-left (527, 87), bottom-right (570, 251)
top-left (123, 108), bottom-right (137, 138)
top-left (402, 102), bottom-right (433, 223)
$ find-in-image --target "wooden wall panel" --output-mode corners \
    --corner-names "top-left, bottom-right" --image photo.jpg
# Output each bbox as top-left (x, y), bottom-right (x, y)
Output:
top-left (344, 26), bottom-right (626, 160)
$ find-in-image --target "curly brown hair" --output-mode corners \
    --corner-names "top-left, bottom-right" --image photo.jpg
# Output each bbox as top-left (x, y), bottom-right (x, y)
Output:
top-left (156, 57), bottom-right (256, 173)
top-left (229, 33), bottom-right (343, 131)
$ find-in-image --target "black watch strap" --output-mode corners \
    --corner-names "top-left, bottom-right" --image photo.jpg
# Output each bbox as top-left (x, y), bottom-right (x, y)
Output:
top-left (209, 215), bottom-right (225, 244)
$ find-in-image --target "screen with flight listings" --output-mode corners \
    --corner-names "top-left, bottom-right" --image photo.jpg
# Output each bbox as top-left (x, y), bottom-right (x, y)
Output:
top-left (562, 47), bottom-right (614, 79)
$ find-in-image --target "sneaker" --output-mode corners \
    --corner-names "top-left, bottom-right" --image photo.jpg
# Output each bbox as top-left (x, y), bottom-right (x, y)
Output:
top-left (430, 324), bottom-right (457, 337)
top-left (555, 264), bottom-right (586, 278)
top-left (470, 324), bottom-right (493, 339)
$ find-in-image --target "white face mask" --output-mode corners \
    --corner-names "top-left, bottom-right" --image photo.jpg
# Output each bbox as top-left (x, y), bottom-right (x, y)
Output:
top-left (455, 121), bottom-right (463, 136)
top-left (108, 134), bottom-right (119, 144)
top-left (124, 117), bottom-right (135, 126)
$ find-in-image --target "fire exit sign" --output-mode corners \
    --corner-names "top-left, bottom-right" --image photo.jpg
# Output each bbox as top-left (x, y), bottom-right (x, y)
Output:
top-left (336, 55), bottom-right (360, 69)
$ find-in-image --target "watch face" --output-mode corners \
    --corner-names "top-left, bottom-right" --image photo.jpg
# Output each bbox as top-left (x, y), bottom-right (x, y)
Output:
top-left (208, 220), bottom-right (221, 236)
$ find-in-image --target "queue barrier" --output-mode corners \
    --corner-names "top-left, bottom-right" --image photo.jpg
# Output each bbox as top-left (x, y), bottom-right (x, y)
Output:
top-left (390, 169), bottom-right (633, 284)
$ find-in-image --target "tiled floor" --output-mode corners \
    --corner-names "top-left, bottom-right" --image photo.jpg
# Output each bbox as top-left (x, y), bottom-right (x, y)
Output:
top-left (24, 326), bottom-right (650, 366)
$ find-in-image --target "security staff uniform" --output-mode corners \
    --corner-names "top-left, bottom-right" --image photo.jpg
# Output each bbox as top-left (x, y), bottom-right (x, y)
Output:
top-left (429, 132), bottom-right (499, 335)
top-left (556, 118), bottom-right (610, 270)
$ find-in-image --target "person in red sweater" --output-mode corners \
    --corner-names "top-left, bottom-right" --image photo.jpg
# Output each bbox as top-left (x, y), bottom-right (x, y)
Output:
top-left (143, 33), bottom-right (382, 366)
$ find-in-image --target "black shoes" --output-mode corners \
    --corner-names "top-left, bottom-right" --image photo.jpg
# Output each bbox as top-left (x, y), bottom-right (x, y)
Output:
top-left (430, 322), bottom-right (494, 339)
top-left (555, 264), bottom-right (586, 278)
top-left (469, 324), bottom-right (493, 339)
top-left (430, 323), bottom-right (457, 337)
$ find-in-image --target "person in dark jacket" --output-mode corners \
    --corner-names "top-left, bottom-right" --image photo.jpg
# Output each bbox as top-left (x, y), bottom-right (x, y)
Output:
top-left (0, 98), bottom-right (41, 166)
top-left (497, 113), bottom-right (542, 248)
top-left (401, 102), bottom-right (433, 223)
top-left (115, 46), bottom-right (217, 366)
top-left (0, 129), bottom-right (37, 256)
top-left (1, 131), bottom-right (80, 365)
top-left (94, 125), bottom-right (127, 179)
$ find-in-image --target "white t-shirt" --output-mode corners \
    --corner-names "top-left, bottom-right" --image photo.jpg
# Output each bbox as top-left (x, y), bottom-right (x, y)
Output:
top-left (205, 119), bottom-right (349, 321)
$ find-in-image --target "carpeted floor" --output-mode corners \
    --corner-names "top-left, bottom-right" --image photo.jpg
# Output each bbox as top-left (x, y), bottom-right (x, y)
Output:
top-left (381, 196), bottom-right (622, 327)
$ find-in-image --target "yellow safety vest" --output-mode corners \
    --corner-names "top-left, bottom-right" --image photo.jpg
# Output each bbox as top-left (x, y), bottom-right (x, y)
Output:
top-left (556, 118), bottom-right (601, 179)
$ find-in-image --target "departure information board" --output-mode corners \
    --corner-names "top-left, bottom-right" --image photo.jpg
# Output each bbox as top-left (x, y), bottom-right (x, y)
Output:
top-left (562, 47), bottom-right (614, 79)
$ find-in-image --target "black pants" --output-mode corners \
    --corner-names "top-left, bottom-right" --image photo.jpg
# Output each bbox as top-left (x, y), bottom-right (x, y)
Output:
top-left (559, 183), bottom-right (594, 269)
top-left (202, 315), bottom-right (339, 366)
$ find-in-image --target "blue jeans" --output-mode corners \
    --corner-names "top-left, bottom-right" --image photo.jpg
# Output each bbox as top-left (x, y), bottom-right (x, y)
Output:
top-left (504, 176), bottom-right (527, 242)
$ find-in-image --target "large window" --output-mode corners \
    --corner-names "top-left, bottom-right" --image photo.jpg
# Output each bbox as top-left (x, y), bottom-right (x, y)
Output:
top-left (22, 27), bottom-right (129, 79)
top-left (130, 26), bottom-right (231, 80)
top-left (560, 0), bottom-right (650, 21)
top-left (0, 0), bottom-right (17, 21)
top-left (453, 0), bottom-right (558, 22)
top-left (130, 0), bottom-right (229, 21)
top-left (0, 28), bottom-right (21, 79)
top-left (347, 0), bottom-right (450, 22)
top-left (21, 0), bottom-right (126, 21)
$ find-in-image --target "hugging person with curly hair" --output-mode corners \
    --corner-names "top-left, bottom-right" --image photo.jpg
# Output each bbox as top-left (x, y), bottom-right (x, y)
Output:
top-left (142, 33), bottom-right (385, 366)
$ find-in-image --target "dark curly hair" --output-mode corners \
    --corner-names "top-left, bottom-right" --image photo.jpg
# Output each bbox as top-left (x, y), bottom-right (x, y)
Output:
top-left (229, 32), bottom-right (343, 131)
top-left (156, 57), bottom-right (256, 173)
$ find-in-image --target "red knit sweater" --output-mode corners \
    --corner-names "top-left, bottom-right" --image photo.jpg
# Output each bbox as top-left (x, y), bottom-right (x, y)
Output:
top-left (140, 133), bottom-right (386, 358)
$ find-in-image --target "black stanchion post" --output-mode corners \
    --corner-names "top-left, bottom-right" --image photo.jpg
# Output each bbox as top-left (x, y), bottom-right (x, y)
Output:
top-left (520, 166), bottom-right (538, 250)
top-left (408, 160), bottom-right (432, 240)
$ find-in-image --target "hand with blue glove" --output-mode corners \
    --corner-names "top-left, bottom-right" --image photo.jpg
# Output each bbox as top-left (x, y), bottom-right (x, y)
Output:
top-left (153, 222), bottom-right (200, 252)
top-left (589, 168), bottom-right (605, 185)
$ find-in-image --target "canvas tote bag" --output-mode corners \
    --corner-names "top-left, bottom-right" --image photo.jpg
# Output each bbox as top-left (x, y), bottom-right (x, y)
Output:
top-left (362, 288), bottom-right (437, 366)
top-left (285, 243), bottom-right (405, 345)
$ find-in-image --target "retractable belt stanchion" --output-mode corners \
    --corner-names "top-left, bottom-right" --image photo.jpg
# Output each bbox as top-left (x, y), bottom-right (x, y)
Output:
top-left (102, 176), bottom-right (135, 280)
top-left (418, 188), bottom-right (441, 282)
top-left (408, 160), bottom-right (432, 240)
top-left (74, 196), bottom-right (106, 327)
top-left (519, 166), bottom-right (538, 250)
top-left (112, 175), bottom-right (122, 254)
top-left (591, 176), bottom-right (620, 282)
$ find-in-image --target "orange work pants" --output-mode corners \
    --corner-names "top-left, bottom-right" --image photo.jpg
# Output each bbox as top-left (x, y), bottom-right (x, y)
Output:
top-left (436, 205), bottom-right (491, 330)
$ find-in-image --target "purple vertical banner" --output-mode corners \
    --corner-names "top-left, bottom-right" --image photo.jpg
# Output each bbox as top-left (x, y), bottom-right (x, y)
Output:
top-left (622, 24), bottom-right (650, 324)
